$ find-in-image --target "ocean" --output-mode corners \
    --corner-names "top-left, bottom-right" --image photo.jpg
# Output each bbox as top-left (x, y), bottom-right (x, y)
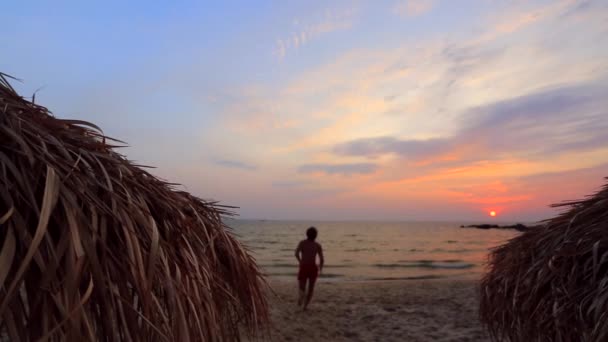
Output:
top-left (229, 220), bottom-right (520, 281)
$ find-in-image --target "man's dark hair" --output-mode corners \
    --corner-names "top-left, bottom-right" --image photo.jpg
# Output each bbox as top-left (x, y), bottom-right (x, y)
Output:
top-left (306, 227), bottom-right (318, 241)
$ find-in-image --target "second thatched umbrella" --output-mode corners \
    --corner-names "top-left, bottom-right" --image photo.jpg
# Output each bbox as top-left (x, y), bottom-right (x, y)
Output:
top-left (0, 73), bottom-right (268, 341)
top-left (480, 179), bottom-right (608, 341)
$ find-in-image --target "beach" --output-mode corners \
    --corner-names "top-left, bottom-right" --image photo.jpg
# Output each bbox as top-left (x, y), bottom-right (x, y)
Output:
top-left (235, 220), bottom-right (514, 341)
top-left (253, 278), bottom-right (489, 342)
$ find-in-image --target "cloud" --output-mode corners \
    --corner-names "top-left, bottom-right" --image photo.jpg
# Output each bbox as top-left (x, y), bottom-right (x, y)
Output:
top-left (441, 44), bottom-right (505, 77)
top-left (384, 94), bottom-right (398, 102)
top-left (274, 7), bottom-right (357, 60)
top-left (333, 80), bottom-right (608, 165)
top-left (393, 0), bottom-right (434, 17)
top-left (464, 81), bottom-right (608, 156)
top-left (213, 158), bottom-right (257, 171)
top-left (475, 0), bottom-right (581, 44)
top-left (298, 163), bottom-right (378, 175)
top-left (272, 180), bottom-right (312, 188)
top-left (334, 136), bottom-right (448, 159)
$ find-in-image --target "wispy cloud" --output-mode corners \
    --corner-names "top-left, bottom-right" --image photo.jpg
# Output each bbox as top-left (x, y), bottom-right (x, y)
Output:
top-left (274, 7), bottom-right (358, 60)
top-left (333, 80), bottom-right (608, 167)
top-left (476, 0), bottom-right (582, 43)
top-left (271, 180), bottom-right (312, 188)
top-left (334, 136), bottom-right (448, 159)
top-left (393, 0), bottom-right (434, 17)
top-left (298, 163), bottom-right (378, 176)
top-left (213, 158), bottom-right (257, 171)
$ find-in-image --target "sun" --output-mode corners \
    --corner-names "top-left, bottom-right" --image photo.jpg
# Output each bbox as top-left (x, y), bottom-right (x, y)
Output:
top-left (489, 210), bottom-right (497, 217)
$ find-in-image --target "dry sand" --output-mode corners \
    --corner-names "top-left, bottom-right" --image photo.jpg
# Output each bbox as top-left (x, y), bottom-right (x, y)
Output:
top-left (252, 279), bottom-right (490, 342)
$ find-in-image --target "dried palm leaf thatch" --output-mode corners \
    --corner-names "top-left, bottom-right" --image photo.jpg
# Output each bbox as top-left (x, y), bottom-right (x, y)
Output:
top-left (480, 179), bottom-right (608, 342)
top-left (0, 73), bottom-right (268, 341)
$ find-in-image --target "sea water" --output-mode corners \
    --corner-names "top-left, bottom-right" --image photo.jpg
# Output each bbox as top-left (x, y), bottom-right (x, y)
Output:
top-left (230, 220), bottom-right (520, 281)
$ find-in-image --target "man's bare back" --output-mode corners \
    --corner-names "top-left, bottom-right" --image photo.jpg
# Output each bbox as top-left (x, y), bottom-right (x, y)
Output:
top-left (296, 239), bottom-right (323, 266)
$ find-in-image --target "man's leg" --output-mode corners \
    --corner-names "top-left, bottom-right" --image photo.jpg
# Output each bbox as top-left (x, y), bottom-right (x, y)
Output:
top-left (298, 278), bottom-right (306, 306)
top-left (303, 278), bottom-right (316, 310)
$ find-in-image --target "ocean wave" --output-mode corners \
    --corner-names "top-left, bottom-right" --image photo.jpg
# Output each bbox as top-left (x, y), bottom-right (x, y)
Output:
top-left (372, 260), bottom-right (475, 269)
top-left (260, 263), bottom-right (354, 269)
top-left (464, 241), bottom-right (485, 245)
top-left (260, 263), bottom-right (296, 268)
top-left (430, 248), bottom-right (483, 253)
top-left (249, 240), bottom-right (280, 244)
top-left (368, 275), bottom-right (445, 281)
top-left (345, 248), bottom-right (377, 252)
top-left (264, 272), bottom-right (344, 279)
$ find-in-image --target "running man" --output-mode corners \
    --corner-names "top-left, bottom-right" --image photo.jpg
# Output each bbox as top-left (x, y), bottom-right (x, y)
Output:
top-left (294, 226), bottom-right (324, 310)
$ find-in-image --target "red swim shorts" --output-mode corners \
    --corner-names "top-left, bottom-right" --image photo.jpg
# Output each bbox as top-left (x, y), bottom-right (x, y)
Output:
top-left (298, 263), bottom-right (318, 282)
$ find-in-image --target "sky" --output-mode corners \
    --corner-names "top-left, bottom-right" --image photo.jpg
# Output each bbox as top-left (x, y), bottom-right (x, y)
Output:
top-left (2, 0), bottom-right (607, 221)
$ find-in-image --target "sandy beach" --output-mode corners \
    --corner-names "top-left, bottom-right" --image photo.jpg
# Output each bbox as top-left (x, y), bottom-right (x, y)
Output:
top-left (253, 279), bottom-right (489, 342)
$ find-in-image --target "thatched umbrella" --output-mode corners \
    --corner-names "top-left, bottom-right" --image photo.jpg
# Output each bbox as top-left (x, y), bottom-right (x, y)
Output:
top-left (0, 73), bottom-right (268, 341)
top-left (480, 180), bottom-right (608, 341)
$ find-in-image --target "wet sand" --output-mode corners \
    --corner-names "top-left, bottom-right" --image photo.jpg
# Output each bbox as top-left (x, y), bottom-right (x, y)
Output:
top-left (253, 279), bottom-right (489, 342)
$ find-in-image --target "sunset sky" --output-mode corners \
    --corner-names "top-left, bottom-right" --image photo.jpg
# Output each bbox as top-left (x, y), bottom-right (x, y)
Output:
top-left (3, 0), bottom-right (607, 221)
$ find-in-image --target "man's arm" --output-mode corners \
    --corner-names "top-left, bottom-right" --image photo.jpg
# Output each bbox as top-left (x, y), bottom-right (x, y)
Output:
top-left (318, 243), bottom-right (324, 272)
top-left (294, 241), bottom-right (302, 264)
